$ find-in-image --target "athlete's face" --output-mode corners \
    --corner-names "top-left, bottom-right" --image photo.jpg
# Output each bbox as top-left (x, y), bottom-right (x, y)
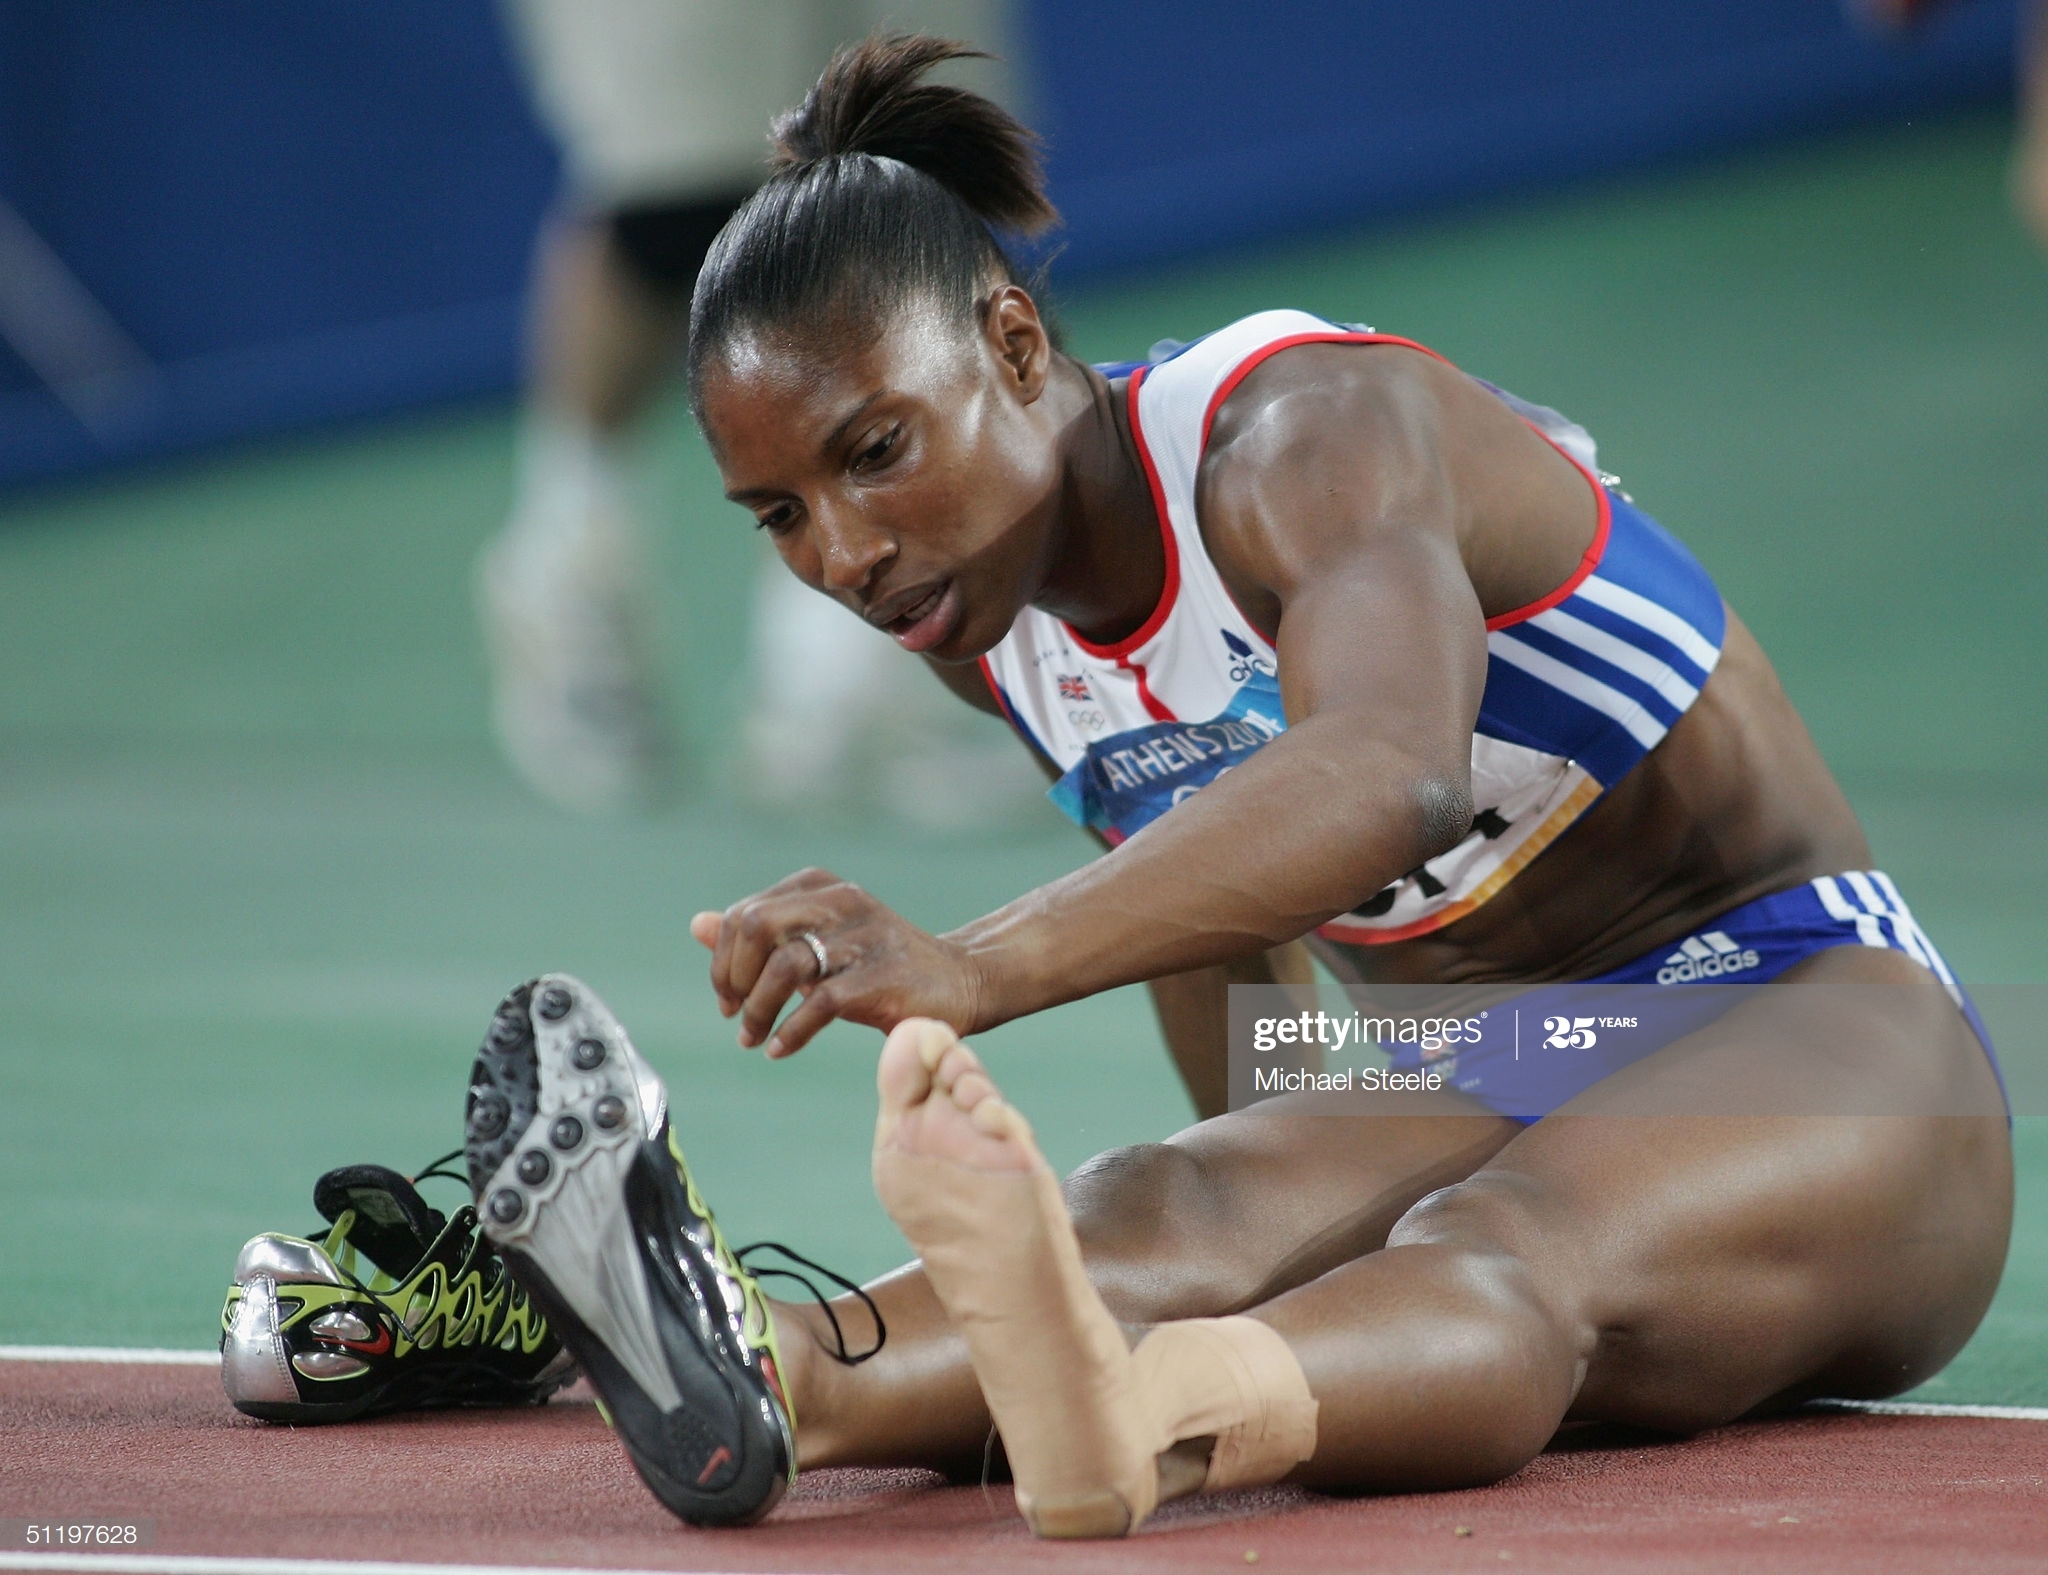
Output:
top-left (697, 289), bottom-right (1063, 663)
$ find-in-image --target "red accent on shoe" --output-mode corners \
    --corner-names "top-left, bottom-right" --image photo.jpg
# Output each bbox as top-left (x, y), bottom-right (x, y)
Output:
top-left (696, 1446), bottom-right (733, 1486)
top-left (760, 1352), bottom-right (788, 1412)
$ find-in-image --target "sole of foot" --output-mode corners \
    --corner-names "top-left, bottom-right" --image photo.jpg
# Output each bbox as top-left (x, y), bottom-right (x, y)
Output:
top-left (871, 1018), bottom-right (1159, 1538)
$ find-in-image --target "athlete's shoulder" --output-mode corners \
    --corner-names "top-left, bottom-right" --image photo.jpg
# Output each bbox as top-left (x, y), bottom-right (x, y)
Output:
top-left (1141, 310), bottom-right (1449, 448)
top-left (1138, 309), bottom-right (1373, 390)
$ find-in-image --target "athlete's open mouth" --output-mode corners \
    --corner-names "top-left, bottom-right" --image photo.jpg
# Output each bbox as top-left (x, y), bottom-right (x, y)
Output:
top-left (879, 581), bottom-right (959, 654)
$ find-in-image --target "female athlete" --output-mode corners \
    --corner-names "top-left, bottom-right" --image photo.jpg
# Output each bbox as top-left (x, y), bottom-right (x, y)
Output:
top-left (459, 35), bottom-right (2013, 1539)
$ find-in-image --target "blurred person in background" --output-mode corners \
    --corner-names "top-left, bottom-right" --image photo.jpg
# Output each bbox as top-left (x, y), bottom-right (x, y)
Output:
top-left (2018, 0), bottom-right (2048, 246)
top-left (1850, 0), bottom-right (2048, 249)
top-left (486, 0), bottom-right (1040, 824)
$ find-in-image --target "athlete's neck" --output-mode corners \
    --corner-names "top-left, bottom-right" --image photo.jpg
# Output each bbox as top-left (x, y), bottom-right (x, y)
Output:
top-left (1031, 356), bottom-right (1167, 646)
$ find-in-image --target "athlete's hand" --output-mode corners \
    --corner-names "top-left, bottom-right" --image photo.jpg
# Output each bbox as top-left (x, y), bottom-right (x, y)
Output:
top-left (691, 868), bottom-right (984, 1058)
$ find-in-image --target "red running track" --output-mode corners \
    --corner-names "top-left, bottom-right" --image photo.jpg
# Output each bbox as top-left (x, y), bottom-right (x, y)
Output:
top-left (2, 1359), bottom-right (2045, 1574)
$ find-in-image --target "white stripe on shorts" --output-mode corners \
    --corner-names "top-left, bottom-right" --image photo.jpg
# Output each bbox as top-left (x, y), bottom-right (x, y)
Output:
top-left (1814, 875), bottom-right (1888, 950)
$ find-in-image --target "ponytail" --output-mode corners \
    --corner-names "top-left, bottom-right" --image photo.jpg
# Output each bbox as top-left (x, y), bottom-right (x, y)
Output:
top-left (767, 35), bottom-right (1055, 234)
top-left (688, 35), bottom-right (1058, 405)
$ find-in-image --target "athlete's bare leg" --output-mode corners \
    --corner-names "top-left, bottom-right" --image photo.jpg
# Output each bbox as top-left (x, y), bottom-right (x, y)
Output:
top-left (525, 209), bottom-right (691, 434)
top-left (781, 1080), bottom-right (1518, 1473)
top-left (778, 944), bottom-right (2009, 1496)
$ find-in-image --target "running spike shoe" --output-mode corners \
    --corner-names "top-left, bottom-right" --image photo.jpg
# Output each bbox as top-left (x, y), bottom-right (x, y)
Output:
top-left (464, 976), bottom-right (840, 1528)
top-left (220, 1152), bottom-right (575, 1424)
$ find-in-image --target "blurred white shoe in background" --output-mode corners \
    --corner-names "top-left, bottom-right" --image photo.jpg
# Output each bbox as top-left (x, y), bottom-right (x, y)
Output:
top-left (741, 557), bottom-right (1050, 832)
top-left (478, 418), bottom-right (670, 814)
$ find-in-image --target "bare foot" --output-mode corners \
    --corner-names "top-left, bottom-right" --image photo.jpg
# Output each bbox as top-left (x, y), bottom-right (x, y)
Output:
top-left (870, 1019), bottom-right (1161, 1537)
top-left (873, 1017), bottom-right (1037, 1173)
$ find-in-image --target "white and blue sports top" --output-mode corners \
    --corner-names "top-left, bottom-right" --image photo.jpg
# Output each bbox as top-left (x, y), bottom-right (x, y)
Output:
top-left (978, 310), bottom-right (1728, 947)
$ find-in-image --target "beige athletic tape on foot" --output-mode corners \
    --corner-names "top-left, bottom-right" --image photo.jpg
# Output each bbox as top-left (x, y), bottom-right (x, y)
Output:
top-left (1131, 1316), bottom-right (1318, 1492)
top-left (877, 1144), bottom-right (1155, 1535)
top-left (875, 1097), bottom-right (1317, 1538)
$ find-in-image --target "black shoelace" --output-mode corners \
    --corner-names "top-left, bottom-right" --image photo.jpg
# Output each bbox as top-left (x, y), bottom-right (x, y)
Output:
top-left (423, 1151), bottom-right (887, 1367)
top-left (412, 1147), bottom-right (468, 1187)
top-left (315, 1148), bottom-right (539, 1325)
top-left (736, 1240), bottom-right (887, 1365)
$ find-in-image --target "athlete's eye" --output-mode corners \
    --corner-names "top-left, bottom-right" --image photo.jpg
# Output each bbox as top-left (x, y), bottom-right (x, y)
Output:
top-left (851, 426), bottom-right (900, 472)
top-left (754, 503), bottom-right (798, 534)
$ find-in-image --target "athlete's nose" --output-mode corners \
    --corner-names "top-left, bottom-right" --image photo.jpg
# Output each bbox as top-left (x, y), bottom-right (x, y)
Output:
top-left (810, 501), bottom-right (896, 595)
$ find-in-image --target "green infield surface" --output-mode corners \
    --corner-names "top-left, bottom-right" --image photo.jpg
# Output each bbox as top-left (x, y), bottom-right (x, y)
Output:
top-left (1, 110), bottom-right (2043, 1407)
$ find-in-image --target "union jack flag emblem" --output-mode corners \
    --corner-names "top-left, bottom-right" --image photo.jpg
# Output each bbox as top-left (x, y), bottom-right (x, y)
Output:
top-left (1057, 673), bottom-right (1092, 702)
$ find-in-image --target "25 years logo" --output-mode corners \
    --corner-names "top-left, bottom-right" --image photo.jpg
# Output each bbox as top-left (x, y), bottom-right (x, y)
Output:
top-left (1541, 1014), bottom-right (1639, 1049)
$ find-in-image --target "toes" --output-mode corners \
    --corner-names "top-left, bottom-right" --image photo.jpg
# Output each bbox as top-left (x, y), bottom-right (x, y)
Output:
top-left (878, 1019), bottom-right (965, 1147)
top-left (878, 1021), bottom-right (936, 1135)
top-left (912, 1018), bottom-right (960, 1072)
top-left (933, 1042), bottom-right (987, 1096)
top-left (969, 1095), bottom-right (1033, 1145)
top-left (948, 1069), bottom-right (998, 1111)
top-left (932, 1048), bottom-right (1014, 1134)
top-left (874, 1018), bottom-right (1037, 1170)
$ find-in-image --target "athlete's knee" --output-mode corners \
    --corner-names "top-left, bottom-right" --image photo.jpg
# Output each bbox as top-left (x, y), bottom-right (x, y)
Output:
top-left (1390, 1170), bottom-right (1557, 1260)
top-left (1388, 1175), bottom-right (1593, 1396)
top-left (1063, 1142), bottom-right (1249, 1321)
top-left (1065, 1142), bottom-right (1204, 1255)
top-left (1292, 1225), bottom-right (1577, 1490)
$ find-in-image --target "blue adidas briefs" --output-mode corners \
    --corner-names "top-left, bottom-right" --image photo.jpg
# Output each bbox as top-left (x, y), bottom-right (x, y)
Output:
top-left (1381, 871), bottom-right (2005, 1123)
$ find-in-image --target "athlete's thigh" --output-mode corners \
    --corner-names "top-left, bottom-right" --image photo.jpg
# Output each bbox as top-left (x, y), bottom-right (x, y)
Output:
top-left (1446, 945), bottom-right (2012, 1429)
top-left (1070, 1088), bottom-right (1521, 1319)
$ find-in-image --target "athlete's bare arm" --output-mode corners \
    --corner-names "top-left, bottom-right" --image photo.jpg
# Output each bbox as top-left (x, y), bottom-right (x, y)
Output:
top-left (697, 329), bottom-right (1566, 1053)
top-left (692, 302), bottom-right (1870, 1052)
top-left (926, 653), bottom-right (1323, 1119)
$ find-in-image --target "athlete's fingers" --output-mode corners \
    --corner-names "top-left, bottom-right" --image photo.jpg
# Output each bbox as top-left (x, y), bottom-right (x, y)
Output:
top-left (710, 869), bottom-right (853, 1013)
top-left (736, 938), bottom-right (822, 1050)
top-left (712, 892), bottom-right (799, 1015)
top-left (689, 911), bottom-right (721, 950)
top-left (728, 895), bottom-right (793, 1011)
top-left (762, 982), bottom-right (848, 1059)
top-left (708, 898), bottom-right (746, 1014)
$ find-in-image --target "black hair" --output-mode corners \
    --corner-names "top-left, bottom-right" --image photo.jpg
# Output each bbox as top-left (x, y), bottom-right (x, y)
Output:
top-left (686, 34), bottom-right (1059, 410)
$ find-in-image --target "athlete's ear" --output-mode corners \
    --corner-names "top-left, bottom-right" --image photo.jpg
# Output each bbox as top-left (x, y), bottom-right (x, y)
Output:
top-left (982, 284), bottom-right (1051, 405)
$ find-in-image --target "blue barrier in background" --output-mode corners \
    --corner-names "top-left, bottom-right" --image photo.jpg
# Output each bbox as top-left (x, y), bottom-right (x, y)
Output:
top-left (1029, 0), bottom-right (2021, 272)
top-left (0, 1), bottom-right (556, 489)
top-left (0, 0), bottom-right (2020, 490)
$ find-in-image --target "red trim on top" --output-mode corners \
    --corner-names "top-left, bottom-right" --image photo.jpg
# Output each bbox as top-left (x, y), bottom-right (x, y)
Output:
top-left (1319, 908), bottom-right (1454, 946)
top-left (1198, 331), bottom-right (1451, 450)
top-left (976, 654), bottom-right (1018, 725)
top-left (1479, 444), bottom-right (1610, 631)
top-left (1062, 364), bottom-right (1182, 661)
top-left (1194, 327), bottom-right (1613, 635)
top-left (1482, 473), bottom-right (1605, 630)
top-left (1122, 656), bottom-right (1177, 723)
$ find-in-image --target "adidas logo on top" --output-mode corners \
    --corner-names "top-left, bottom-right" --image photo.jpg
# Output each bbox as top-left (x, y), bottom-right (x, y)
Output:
top-left (1654, 929), bottom-right (1761, 985)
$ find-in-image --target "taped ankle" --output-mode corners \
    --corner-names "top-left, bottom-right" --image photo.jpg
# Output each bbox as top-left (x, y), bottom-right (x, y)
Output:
top-left (874, 1148), bottom-right (1159, 1532)
top-left (1131, 1316), bottom-right (1319, 1491)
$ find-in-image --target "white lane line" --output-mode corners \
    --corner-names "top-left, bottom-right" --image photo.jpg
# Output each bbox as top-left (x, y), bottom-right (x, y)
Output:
top-left (1818, 1399), bottom-right (2048, 1421)
top-left (4, 1348), bottom-right (2041, 1419)
top-left (0, 1347), bottom-right (220, 1366)
top-left (0, 1559), bottom-right (803, 1575)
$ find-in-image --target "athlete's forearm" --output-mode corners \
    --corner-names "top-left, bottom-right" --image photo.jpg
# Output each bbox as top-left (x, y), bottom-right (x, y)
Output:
top-left (947, 715), bottom-right (1469, 1029)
